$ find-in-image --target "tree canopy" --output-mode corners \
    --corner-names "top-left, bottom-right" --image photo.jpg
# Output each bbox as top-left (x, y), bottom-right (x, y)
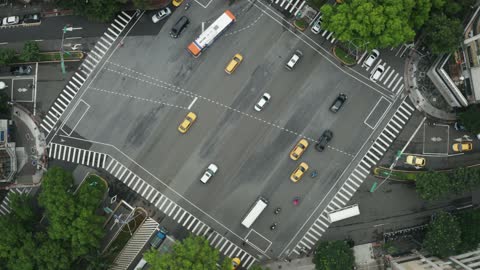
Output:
top-left (144, 235), bottom-right (232, 270)
top-left (423, 211), bottom-right (461, 258)
top-left (423, 13), bottom-right (462, 55)
top-left (20, 41), bottom-right (40, 62)
top-left (313, 240), bottom-right (354, 270)
top-left (459, 105), bottom-right (480, 134)
top-left (320, 0), bottom-right (425, 50)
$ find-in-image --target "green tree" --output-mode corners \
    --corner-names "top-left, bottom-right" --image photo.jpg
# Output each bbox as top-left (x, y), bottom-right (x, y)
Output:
top-left (459, 105), bottom-right (480, 134)
top-left (54, 0), bottom-right (122, 22)
top-left (415, 171), bottom-right (451, 200)
top-left (423, 13), bottom-right (462, 55)
top-left (38, 167), bottom-right (76, 241)
top-left (457, 209), bottom-right (480, 252)
top-left (423, 211), bottom-right (461, 258)
top-left (133, 0), bottom-right (149, 9)
top-left (313, 240), bottom-right (354, 270)
top-left (249, 265), bottom-right (270, 270)
top-left (319, 0), bottom-right (419, 50)
top-left (0, 48), bottom-right (17, 65)
top-left (34, 233), bottom-right (72, 270)
top-left (0, 92), bottom-right (10, 118)
top-left (145, 235), bottom-right (221, 270)
top-left (20, 41), bottom-right (40, 62)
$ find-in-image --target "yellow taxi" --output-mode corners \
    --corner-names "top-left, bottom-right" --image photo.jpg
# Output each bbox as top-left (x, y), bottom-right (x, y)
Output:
top-left (290, 162), bottom-right (309, 183)
top-left (289, 139), bottom-right (309, 160)
top-left (405, 155), bottom-right (426, 167)
top-left (225, 53), bottom-right (243, 74)
top-left (178, 112), bottom-right (197, 134)
top-left (231, 258), bottom-right (241, 270)
top-left (172, 0), bottom-right (184, 7)
top-left (452, 142), bottom-right (473, 152)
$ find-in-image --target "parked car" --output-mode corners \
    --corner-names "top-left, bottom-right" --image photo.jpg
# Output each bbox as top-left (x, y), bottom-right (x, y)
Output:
top-left (22, 13), bottom-right (40, 23)
top-left (10, 65), bottom-right (32, 75)
top-left (2, 16), bottom-right (19, 26)
top-left (170, 16), bottom-right (189, 38)
top-left (310, 16), bottom-right (323, 34)
top-left (315, 130), bottom-right (333, 152)
top-left (452, 142), bottom-right (473, 152)
top-left (254, 93), bottom-right (271, 111)
top-left (152, 8), bottom-right (171, 23)
top-left (370, 64), bottom-right (385, 82)
top-left (232, 258), bottom-right (241, 270)
top-left (330, 93), bottom-right (347, 113)
top-left (200, 163), bottom-right (218, 184)
top-left (405, 155), bottom-right (426, 167)
top-left (289, 138), bottom-right (309, 161)
top-left (150, 227), bottom-right (168, 248)
top-left (285, 50), bottom-right (303, 70)
top-left (290, 162), bottom-right (309, 183)
top-left (363, 49), bottom-right (379, 68)
top-left (178, 111), bottom-right (197, 134)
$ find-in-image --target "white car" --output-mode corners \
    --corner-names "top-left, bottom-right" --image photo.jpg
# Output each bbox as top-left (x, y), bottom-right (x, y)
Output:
top-left (254, 93), bottom-right (271, 111)
top-left (363, 49), bottom-right (379, 68)
top-left (370, 64), bottom-right (385, 82)
top-left (2, 16), bottom-right (19, 26)
top-left (152, 8), bottom-right (171, 23)
top-left (286, 50), bottom-right (303, 70)
top-left (200, 164), bottom-right (218, 184)
top-left (310, 17), bottom-right (322, 34)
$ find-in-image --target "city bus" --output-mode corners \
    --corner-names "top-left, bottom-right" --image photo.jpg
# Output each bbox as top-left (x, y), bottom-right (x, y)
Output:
top-left (241, 197), bottom-right (268, 228)
top-left (326, 204), bottom-right (360, 223)
top-left (187, 10), bottom-right (236, 57)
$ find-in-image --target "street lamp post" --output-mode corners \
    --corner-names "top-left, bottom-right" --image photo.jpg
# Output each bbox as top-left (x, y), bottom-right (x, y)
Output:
top-left (60, 25), bottom-right (82, 74)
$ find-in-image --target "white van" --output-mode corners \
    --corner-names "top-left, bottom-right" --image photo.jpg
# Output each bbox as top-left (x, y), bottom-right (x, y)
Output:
top-left (134, 258), bottom-right (147, 270)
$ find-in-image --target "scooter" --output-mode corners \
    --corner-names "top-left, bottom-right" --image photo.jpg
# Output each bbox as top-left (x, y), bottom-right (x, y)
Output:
top-left (310, 170), bottom-right (318, 178)
top-left (293, 197), bottom-right (300, 206)
top-left (274, 207), bottom-right (281, 215)
top-left (185, 2), bottom-right (191, 10)
top-left (270, 223), bottom-right (277, 230)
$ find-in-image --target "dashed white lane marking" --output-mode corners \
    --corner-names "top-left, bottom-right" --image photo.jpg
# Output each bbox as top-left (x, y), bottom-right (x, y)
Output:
top-left (188, 97), bottom-right (198, 110)
top-left (89, 87), bottom-right (188, 110)
top-left (105, 61), bottom-right (354, 157)
top-left (224, 13), bottom-right (264, 37)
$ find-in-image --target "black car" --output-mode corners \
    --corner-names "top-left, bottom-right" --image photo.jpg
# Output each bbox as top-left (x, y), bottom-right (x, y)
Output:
top-left (170, 16), bottom-right (189, 38)
top-left (330, 93), bottom-right (347, 113)
top-left (23, 14), bottom-right (40, 24)
top-left (315, 130), bottom-right (333, 152)
top-left (10, 65), bottom-right (32, 75)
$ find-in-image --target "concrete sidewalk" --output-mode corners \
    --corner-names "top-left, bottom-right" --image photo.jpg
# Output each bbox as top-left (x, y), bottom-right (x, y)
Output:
top-left (262, 257), bottom-right (315, 270)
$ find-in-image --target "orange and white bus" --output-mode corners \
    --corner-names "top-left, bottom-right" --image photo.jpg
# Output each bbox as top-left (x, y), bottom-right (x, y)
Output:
top-left (187, 10), bottom-right (236, 58)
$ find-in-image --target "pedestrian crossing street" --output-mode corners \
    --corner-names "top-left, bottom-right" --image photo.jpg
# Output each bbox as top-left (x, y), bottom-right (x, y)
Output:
top-left (46, 143), bottom-right (258, 269)
top-left (272, 0), bottom-right (305, 16)
top-left (112, 217), bottom-right (159, 270)
top-left (40, 11), bottom-right (135, 135)
top-left (362, 57), bottom-right (405, 95)
top-left (0, 187), bottom-right (34, 216)
top-left (48, 143), bottom-right (107, 168)
top-left (290, 99), bottom-right (415, 256)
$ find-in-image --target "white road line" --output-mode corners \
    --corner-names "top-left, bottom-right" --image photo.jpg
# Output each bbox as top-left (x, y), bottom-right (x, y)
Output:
top-left (188, 97), bottom-right (198, 110)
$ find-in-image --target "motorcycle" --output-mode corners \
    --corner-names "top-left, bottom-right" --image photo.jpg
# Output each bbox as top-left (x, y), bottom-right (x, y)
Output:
top-left (293, 197), bottom-right (300, 206)
top-left (310, 170), bottom-right (318, 178)
top-left (185, 2), bottom-right (191, 10)
top-left (274, 207), bottom-right (281, 215)
top-left (270, 223), bottom-right (277, 230)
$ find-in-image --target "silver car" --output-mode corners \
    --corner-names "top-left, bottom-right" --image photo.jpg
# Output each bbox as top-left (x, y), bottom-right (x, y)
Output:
top-left (254, 93), bottom-right (271, 112)
top-left (152, 8), bottom-right (171, 23)
top-left (200, 164), bottom-right (218, 184)
top-left (363, 49), bottom-right (379, 68)
top-left (310, 16), bottom-right (322, 34)
top-left (2, 16), bottom-right (19, 26)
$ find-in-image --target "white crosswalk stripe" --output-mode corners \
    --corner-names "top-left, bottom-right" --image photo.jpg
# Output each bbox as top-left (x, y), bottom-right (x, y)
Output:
top-left (274, 0), bottom-right (306, 15)
top-left (290, 98), bottom-right (415, 255)
top-left (362, 58), bottom-right (404, 94)
top-left (47, 143), bottom-right (107, 168)
top-left (0, 187), bottom-right (34, 216)
top-left (103, 157), bottom-right (258, 269)
top-left (40, 12), bottom-right (135, 135)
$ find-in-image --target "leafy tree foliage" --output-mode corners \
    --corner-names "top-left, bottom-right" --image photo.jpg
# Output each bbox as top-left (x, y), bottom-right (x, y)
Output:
top-left (0, 48), bottom-right (17, 65)
top-left (459, 105), bottom-right (480, 134)
top-left (54, 0), bottom-right (122, 22)
top-left (34, 233), bottom-right (72, 270)
top-left (415, 167), bottom-right (480, 200)
top-left (423, 13), bottom-right (462, 55)
top-left (319, 0), bottom-right (423, 50)
top-left (20, 41), bottom-right (40, 62)
top-left (457, 209), bottom-right (480, 252)
top-left (313, 240), bottom-right (354, 270)
top-left (133, 0), bottom-right (149, 9)
top-left (249, 265), bottom-right (270, 270)
top-left (145, 235), bottom-right (227, 270)
top-left (423, 211), bottom-right (461, 258)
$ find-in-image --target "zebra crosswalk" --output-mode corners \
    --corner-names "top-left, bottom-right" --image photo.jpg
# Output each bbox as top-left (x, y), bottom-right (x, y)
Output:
top-left (46, 143), bottom-right (257, 269)
top-left (272, 0), bottom-right (305, 15)
top-left (104, 158), bottom-right (258, 269)
top-left (290, 99), bottom-right (415, 256)
top-left (362, 58), bottom-right (404, 95)
top-left (111, 217), bottom-right (159, 270)
top-left (40, 11), bottom-right (134, 135)
top-left (48, 143), bottom-right (107, 168)
top-left (0, 187), bottom-right (34, 216)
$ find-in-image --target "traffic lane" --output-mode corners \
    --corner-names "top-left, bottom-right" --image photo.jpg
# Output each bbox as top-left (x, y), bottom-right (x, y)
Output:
top-left (0, 16), bottom-right (108, 43)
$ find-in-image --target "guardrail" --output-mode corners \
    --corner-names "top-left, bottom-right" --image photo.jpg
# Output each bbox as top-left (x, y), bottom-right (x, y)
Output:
top-left (0, 21), bottom-right (42, 29)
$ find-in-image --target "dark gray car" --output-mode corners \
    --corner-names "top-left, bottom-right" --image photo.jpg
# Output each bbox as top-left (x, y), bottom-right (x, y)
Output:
top-left (315, 130), bottom-right (333, 152)
top-left (330, 93), bottom-right (347, 113)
